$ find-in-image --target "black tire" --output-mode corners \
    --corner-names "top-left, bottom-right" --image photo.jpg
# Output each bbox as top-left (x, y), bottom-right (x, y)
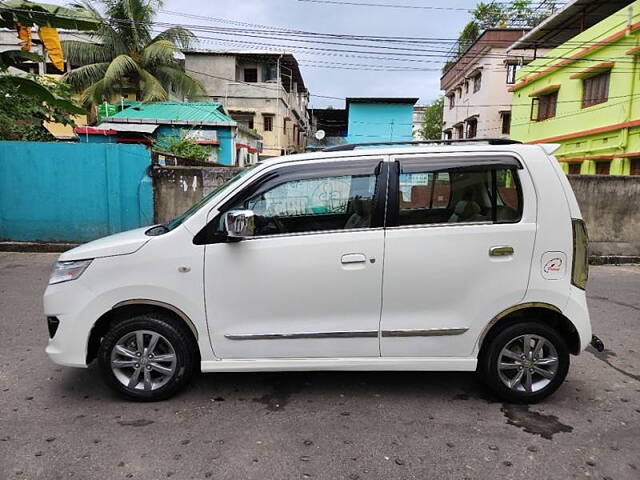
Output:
top-left (479, 321), bottom-right (570, 403)
top-left (97, 313), bottom-right (196, 401)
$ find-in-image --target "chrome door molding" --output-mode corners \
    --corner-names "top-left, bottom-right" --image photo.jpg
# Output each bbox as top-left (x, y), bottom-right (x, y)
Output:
top-left (226, 328), bottom-right (470, 341)
top-left (224, 330), bottom-right (379, 340)
top-left (381, 327), bottom-right (469, 337)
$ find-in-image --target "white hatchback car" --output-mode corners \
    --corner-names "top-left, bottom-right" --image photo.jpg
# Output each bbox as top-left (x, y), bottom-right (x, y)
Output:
top-left (44, 140), bottom-right (603, 403)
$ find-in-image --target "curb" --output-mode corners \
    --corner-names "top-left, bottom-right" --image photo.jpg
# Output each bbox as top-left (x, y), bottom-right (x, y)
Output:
top-left (589, 255), bottom-right (640, 265)
top-left (0, 242), bottom-right (79, 253)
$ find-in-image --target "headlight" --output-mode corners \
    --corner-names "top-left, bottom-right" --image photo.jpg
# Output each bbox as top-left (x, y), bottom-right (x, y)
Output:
top-left (49, 259), bottom-right (93, 285)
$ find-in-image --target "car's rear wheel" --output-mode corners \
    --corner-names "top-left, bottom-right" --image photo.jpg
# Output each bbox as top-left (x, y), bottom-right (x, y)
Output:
top-left (97, 313), bottom-right (196, 401)
top-left (480, 322), bottom-right (569, 403)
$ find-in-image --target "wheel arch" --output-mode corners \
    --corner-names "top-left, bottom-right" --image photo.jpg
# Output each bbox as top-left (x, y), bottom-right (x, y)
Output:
top-left (477, 302), bottom-right (581, 357)
top-left (86, 300), bottom-right (200, 365)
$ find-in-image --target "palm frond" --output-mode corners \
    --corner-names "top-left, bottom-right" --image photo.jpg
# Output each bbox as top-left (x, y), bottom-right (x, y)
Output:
top-left (104, 0), bottom-right (154, 50)
top-left (62, 40), bottom-right (112, 65)
top-left (74, 0), bottom-right (130, 57)
top-left (140, 40), bottom-right (180, 68)
top-left (0, 49), bottom-right (42, 70)
top-left (152, 27), bottom-right (196, 49)
top-left (63, 62), bottom-right (110, 92)
top-left (138, 67), bottom-right (168, 102)
top-left (103, 55), bottom-right (140, 90)
top-left (154, 66), bottom-right (206, 100)
top-left (80, 78), bottom-right (110, 107)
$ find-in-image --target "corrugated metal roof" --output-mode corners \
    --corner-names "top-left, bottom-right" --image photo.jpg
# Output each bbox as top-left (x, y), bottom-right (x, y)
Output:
top-left (104, 102), bottom-right (237, 126)
top-left (509, 0), bottom-right (634, 50)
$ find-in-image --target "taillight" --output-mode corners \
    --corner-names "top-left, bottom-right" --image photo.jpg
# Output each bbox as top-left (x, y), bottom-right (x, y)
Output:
top-left (571, 219), bottom-right (588, 289)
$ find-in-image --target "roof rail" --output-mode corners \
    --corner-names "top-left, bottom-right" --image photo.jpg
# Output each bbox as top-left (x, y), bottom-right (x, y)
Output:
top-left (322, 138), bottom-right (521, 152)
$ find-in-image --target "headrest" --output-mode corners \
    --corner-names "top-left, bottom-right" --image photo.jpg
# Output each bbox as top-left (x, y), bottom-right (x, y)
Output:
top-left (454, 200), bottom-right (481, 218)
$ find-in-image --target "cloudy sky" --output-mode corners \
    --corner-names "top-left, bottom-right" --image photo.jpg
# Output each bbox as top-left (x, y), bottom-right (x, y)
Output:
top-left (44, 0), bottom-right (474, 107)
top-left (155, 0), bottom-right (472, 108)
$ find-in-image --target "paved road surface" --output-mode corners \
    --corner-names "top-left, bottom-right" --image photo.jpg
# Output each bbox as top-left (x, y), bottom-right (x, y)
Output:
top-left (1, 253), bottom-right (638, 479)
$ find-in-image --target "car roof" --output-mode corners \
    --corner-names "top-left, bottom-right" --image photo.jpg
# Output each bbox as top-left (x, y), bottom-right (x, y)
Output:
top-left (259, 143), bottom-right (556, 168)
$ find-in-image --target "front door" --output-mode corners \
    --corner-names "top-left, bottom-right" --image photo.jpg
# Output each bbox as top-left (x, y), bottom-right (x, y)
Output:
top-left (204, 157), bottom-right (386, 359)
top-left (380, 154), bottom-right (537, 358)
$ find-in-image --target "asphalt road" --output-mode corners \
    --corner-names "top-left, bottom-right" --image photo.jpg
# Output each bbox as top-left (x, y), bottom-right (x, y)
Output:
top-left (1, 252), bottom-right (639, 480)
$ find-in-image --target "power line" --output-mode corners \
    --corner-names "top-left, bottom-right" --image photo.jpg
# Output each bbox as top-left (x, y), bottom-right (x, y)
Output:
top-left (295, 0), bottom-right (566, 11)
top-left (296, 0), bottom-right (470, 11)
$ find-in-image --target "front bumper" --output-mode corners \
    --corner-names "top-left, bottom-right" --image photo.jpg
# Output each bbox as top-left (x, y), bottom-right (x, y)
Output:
top-left (43, 280), bottom-right (100, 368)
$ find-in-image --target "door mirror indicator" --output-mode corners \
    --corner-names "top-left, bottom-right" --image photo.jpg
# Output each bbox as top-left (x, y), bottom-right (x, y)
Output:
top-left (225, 210), bottom-right (256, 239)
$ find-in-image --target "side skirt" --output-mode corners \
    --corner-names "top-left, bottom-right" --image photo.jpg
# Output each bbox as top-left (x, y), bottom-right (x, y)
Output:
top-left (200, 357), bottom-right (477, 373)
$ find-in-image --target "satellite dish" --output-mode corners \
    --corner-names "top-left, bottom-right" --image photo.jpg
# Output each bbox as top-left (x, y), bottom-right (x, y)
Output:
top-left (315, 129), bottom-right (326, 140)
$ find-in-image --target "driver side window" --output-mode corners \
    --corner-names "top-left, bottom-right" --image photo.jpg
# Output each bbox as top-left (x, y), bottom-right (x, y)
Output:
top-left (225, 170), bottom-right (379, 236)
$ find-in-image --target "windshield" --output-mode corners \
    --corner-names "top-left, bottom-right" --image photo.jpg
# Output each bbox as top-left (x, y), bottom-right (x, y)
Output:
top-left (165, 165), bottom-right (258, 231)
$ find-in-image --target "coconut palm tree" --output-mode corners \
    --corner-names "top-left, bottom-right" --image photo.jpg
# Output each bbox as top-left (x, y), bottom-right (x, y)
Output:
top-left (62, 0), bottom-right (204, 106)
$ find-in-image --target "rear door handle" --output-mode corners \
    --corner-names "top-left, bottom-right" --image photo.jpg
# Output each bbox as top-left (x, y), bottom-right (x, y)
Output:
top-left (341, 253), bottom-right (367, 264)
top-left (490, 245), bottom-right (514, 257)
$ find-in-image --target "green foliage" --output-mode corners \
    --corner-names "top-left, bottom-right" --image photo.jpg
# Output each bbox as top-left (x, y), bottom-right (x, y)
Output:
top-left (443, 1), bottom-right (559, 74)
top-left (0, 0), bottom-right (99, 30)
top-left (0, 75), bottom-right (81, 141)
top-left (62, 0), bottom-right (205, 107)
top-left (417, 96), bottom-right (444, 141)
top-left (457, 21), bottom-right (480, 56)
top-left (154, 133), bottom-right (213, 161)
top-left (472, 2), bottom-right (506, 29)
top-left (0, 49), bottom-right (85, 115)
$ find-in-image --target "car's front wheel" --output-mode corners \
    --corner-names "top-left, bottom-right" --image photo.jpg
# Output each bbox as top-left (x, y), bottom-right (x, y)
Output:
top-left (97, 313), bottom-right (196, 401)
top-left (480, 322), bottom-right (570, 403)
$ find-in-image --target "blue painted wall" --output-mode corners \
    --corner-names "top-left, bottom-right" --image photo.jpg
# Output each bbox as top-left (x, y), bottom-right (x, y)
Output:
top-left (346, 103), bottom-right (415, 144)
top-left (0, 142), bottom-right (153, 242)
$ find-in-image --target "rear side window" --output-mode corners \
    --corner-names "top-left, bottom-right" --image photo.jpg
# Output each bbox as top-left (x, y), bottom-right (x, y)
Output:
top-left (396, 162), bottom-right (522, 227)
top-left (399, 172), bottom-right (450, 210)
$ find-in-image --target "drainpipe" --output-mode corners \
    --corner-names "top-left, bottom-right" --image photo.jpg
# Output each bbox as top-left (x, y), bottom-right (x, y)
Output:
top-left (277, 55), bottom-right (282, 154)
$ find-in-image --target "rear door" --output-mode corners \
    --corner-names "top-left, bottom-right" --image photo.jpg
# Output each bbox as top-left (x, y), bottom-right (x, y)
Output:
top-left (379, 153), bottom-right (537, 358)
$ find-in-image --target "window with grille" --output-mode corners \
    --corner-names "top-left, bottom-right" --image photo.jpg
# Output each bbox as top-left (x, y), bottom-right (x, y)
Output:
top-left (263, 115), bottom-right (273, 132)
top-left (448, 94), bottom-right (455, 109)
top-left (473, 73), bottom-right (482, 93)
top-left (631, 158), bottom-right (640, 175)
top-left (582, 72), bottom-right (610, 108)
top-left (501, 112), bottom-right (511, 135)
top-left (595, 161), bottom-right (610, 175)
top-left (465, 118), bottom-right (478, 138)
top-left (506, 64), bottom-right (518, 85)
top-left (531, 92), bottom-right (558, 121)
top-left (568, 163), bottom-right (581, 175)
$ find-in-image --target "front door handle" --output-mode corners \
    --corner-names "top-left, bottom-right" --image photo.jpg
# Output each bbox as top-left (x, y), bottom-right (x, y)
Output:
top-left (490, 245), bottom-right (514, 257)
top-left (341, 253), bottom-right (367, 264)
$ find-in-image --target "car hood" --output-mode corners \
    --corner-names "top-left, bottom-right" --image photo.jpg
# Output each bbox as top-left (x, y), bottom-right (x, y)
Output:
top-left (59, 226), bottom-right (152, 261)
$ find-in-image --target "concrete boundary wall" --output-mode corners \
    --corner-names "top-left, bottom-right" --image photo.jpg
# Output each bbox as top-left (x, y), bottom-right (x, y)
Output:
top-left (568, 175), bottom-right (640, 258)
top-left (153, 166), bottom-right (241, 224)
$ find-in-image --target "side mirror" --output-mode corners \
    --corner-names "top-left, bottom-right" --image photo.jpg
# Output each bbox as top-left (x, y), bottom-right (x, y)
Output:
top-left (225, 210), bottom-right (255, 239)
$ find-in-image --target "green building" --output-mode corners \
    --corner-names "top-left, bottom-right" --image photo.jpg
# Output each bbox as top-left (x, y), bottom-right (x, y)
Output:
top-left (509, 0), bottom-right (640, 175)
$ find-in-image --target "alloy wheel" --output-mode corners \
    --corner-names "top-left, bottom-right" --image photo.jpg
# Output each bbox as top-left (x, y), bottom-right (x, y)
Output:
top-left (497, 334), bottom-right (559, 393)
top-left (110, 330), bottom-right (177, 391)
